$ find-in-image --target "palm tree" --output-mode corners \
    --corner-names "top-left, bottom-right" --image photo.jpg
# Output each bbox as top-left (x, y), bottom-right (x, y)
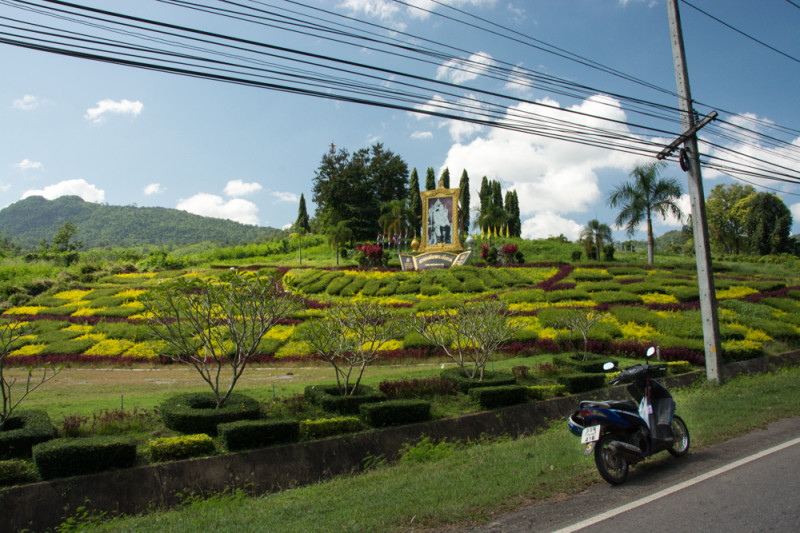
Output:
top-left (378, 199), bottom-right (409, 253)
top-left (580, 219), bottom-right (612, 261)
top-left (326, 220), bottom-right (352, 266)
top-left (474, 203), bottom-right (508, 244)
top-left (608, 161), bottom-right (684, 265)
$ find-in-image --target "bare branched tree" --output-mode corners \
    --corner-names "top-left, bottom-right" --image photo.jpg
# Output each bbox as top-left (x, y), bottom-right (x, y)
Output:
top-left (546, 310), bottom-right (603, 361)
top-left (408, 298), bottom-right (521, 380)
top-left (1, 319), bottom-right (61, 429)
top-left (139, 271), bottom-right (304, 407)
top-left (300, 300), bottom-right (405, 395)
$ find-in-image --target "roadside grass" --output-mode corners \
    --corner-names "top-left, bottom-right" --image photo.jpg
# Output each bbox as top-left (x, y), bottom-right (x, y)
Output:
top-left (74, 365), bottom-right (800, 533)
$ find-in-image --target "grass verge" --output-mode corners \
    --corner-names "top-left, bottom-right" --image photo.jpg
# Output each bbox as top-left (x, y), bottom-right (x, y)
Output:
top-left (73, 365), bottom-right (800, 532)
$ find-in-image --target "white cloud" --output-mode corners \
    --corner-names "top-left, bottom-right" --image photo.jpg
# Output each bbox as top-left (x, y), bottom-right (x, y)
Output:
top-left (442, 94), bottom-right (643, 225)
top-left (144, 183), bottom-right (163, 195)
top-left (84, 99), bottom-right (143, 123)
top-left (521, 212), bottom-right (583, 240)
top-left (22, 179), bottom-right (105, 203)
top-left (504, 64), bottom-right (534, 96)
top-left (654, 193), bottom-right (691, 229)
top-left (415, 94), bottom-right (485, 141)
top-left (411, 131), bottom-right (433, 139)
top-left (272, 191), bottom-right (299, 203)
top-left (13, 95), bottom-right (39, 111)
top-left (176, 193), bottom-right (259, 225)
top-left (790, 202), bottom-right (800, 227)
top-left (437, 52), bottom-right (496, 84)
top-left (281, 222), bottom-right (294, 231)
top-left (15, 158), bottom-right (43, 171)
top-left (224, 179), bottom-right (263, 197)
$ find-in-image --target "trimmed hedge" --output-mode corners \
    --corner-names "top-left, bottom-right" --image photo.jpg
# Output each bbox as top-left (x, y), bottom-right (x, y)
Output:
top-left (553, 354), bottom-right (618, 374)
top-left (555, 373), bottom-right (608, 393)
top-left (0, 410), bottom-right (57, 459)
top-left (300, 416), bottom-right (365, 440)
top-left (146, 434), bottom-right (216, 462)
top-left (468, 385), bottom-right (528, 410)
top-left (32, 436), bottom-right (137, 480)
top-left (440, 368), bottom-right (516, 392)
top-left (160, 392), bottom-right (261, 436)
top-left (526, 384), bottom-right (567, 400)
top-left (359, 399), bottom-right (431, 427)
top-left (218, 419), bottom-right (300, 451)
top-left (0, 459), bottom-right (39, 486)
top-left (304, 384), bottom-right (387, 415)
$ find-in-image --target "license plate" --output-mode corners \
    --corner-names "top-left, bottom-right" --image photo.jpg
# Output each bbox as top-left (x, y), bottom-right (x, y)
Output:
top-left (581, 425), bottom-right (600, 444)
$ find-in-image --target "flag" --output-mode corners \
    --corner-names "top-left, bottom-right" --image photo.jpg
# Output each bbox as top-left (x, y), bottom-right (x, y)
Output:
top-left (377, 234), bottom-right (380, 245)
top-left (506, 225), bottom-right (510, 238)
top-left (404, 232), bottom-right (408, 244)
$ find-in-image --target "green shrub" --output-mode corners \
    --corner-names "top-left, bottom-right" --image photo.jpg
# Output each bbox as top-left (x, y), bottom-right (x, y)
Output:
top-left (402, 331), bottom-right (437, 349)
top-left (160, 392), bottom-right (261, 435)
top-left (0, 410), bottom-right (57, 459)
top-left (546, 289), bottom-right (591, 303)
top-left (42, 338), bottom-right (97, 356)
top-left (304, 385), bottom-right (387, 415)
top-left (745, 280), bottom-right (786, 292)
top-left (398, 436), bottom-right (457, 464)
top-left (439, 368), bottom-right (516, 392)
top-left (526, 384), bottom-right (567, 400)
top-left (299, 416), bottom-right (364, 440)
top-left (667, 286), bottom-right (700, 302)
top-left (468, 385), bottom-right (528, 410)
top-left (0, 459), bottom-right (39, 486)
top-left (500, 289), bottom-right (546, 304)
top-left (666, 361), bottom-right (693, 374)
top-left (218, 419), bottom-right (300, 451)
top-left (570, 269), bottom-right (613, 282)
top-left (146, 434), bottom-right (216, 462)
top-left (325, 275), bottom-right (355, 296)
top-left (359, 399), bottom-right (431, 427)
top-left (32, 436), bottom-right (137, 480)
top-left (553, 354), bottom-right (618, 373)
top-left (581, 281), bottom-right (623, 293)
top-left (556, 373), bottom-right (608, 393)
top-left (590, 291), bottom-right (640, 305)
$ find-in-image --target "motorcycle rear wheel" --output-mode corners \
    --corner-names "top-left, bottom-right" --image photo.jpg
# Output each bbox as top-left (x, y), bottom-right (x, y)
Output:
top-left (594, 434), bottom-right (629, 485)
top-left (668, 415), bottom-right (690, 457)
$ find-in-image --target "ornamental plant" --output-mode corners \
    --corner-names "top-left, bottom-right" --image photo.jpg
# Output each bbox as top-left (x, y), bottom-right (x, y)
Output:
top-left (138, 271), bottom-right (304, 408)
top-left (354, 244), bottom-right (385, 268)
top-left (500, 244), bottom-right (518, 263)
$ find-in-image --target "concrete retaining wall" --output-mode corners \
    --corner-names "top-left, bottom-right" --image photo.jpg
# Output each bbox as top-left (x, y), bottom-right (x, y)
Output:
top-left (2, 352), bottom-right (798, 533)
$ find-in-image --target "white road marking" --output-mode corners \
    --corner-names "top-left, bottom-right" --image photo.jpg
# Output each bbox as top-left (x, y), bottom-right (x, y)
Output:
top-left (551, 436), bottom-right (800, 533)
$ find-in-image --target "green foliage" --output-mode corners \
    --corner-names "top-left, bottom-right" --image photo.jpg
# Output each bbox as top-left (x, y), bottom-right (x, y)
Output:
top-left (0, 458), bottom-right (39, 486)
top-left (146, 434), bottom-right (216, 462)
top-left (439, 368), bottom-right (516, 392)
top-left (525, 384), bottom-right (567, 400)
top-left (304, 385), bottom-right (386, 415)
top-left (398, 435), bottom-right (457, 464)
top-left (0, 410), bottom-right (57, 459)
top-left (32, 435), bottom-right (137, 479)
top-left (553, 354), bottom-right (617, 373)
top-left (160, 393), bottom-right (261, 436)
top-left (299, 416), bottom-right (365, 440)
top-left (590, 291), bottom-right (640, 305)
top-left (359, 399), bottom-right (431, 427)
top-left (468, 385), bottom-right (528, 410)
top-left (218, 419), bottom-right (300, 451)
top-left (555, 373), bottom-right (607, 393)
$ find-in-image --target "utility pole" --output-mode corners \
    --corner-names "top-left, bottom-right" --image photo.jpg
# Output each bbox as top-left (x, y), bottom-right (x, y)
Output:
top-left (665, 0), bottom-right (724, 382)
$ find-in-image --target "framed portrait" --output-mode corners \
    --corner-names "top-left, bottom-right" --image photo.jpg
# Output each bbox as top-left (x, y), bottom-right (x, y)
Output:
top-left (419, 185), bottom-right (462, 253)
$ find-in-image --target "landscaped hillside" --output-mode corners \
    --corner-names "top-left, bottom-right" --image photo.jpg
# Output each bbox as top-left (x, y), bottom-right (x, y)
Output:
top-left (0, 196), bottom-right (283, 250)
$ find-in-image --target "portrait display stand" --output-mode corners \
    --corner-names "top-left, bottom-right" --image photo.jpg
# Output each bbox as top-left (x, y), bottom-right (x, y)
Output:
top-left (399, 181), bottom-right (472, 270)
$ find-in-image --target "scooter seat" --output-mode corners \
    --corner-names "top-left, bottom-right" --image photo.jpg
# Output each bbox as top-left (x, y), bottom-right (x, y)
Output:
top-left (579, 400), bottom-right (638, 411)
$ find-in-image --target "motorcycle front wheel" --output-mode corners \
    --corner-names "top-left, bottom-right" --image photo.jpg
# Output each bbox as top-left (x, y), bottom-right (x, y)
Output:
top-left (668, 415), bottom-right (690, 457)
top-left (594, 434), bottom-right (629, 485)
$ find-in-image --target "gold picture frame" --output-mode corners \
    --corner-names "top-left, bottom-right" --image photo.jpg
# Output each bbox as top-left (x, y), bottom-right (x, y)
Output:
top-left (419, 184), bottom-right (462, 253)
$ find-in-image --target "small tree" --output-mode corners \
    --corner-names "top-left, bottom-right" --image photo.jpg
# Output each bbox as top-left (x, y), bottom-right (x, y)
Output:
top-left (580, 219), bottom-right (612, 262)
top-left (295, 193), bottom-right (311, 233)
top-left (1, 320), bottom-right (61, 429)
top-left (407, 298), bottom-right (521, 380)
top-left (546, 310), bottom-right (603, 361)
top-left (300, 301), bottom-right (405, 395)
top-left (326, 220), bottom-right (352, 266)
top-left (139, 271), bottom-right (304, 408)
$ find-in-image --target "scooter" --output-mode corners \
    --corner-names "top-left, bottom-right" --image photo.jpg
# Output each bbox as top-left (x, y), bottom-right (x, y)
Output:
top-left (567, 347), bottom-right (690, 485)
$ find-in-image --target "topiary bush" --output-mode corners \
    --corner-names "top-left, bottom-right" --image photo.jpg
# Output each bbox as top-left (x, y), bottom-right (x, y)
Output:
top-left (468, 385), bottom-right (528, 410)
top-left (299, 416), bottom-right (365, 440)
top-left (378, 377), bottom-right (457, 399)
top-left (218, 419), bottom-right (300, 451)
top-left (304, 384), bottom-right (387, 415)
top-left (526, 384), bottom-right (567, 400)
top-left (32, 436), bottom-right (137, 480)
top-left (146, 434), bottom-right (216, 462)
top-left (0, 410), bottom-right (57, 459)
top-left (359, 399), bottom-right (431, 428)
top-left (556, 373), bottom-right (608, 393)
top-left (160, 392), bottom-right (261, 436)
top-left (439, 368), bottom-right (516, 392)
top-left (0, 459), bottom-right (39, 486)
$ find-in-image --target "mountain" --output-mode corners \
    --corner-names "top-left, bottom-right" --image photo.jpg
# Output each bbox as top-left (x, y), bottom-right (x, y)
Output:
top-left (0, 196), bottom-right (284, 250)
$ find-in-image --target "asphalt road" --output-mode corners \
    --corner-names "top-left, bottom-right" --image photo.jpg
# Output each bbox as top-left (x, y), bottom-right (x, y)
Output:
top-left (454, 416), bottom-right (800, 533)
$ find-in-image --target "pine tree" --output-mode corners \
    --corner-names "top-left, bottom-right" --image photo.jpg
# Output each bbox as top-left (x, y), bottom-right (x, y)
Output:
top-left (440, 167), bottom-right (450, 189)
top-left (425, 167), bottom-right (436, 190)
top-left (491, 181), bottom-right (503, 210)
top-left (408, 168), bottom-right (422, 238)
top-left (295, 193), bottom-right (311, 233)
top-left (458, 169), bottom-right (470, 235)
top-left (504, 190), bottom-right (521, 237)
top-left (478, 176), bottom-right (491, 223)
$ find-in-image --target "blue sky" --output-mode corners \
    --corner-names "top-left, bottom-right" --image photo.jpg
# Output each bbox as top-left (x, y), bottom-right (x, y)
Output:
top-left (2, 0), bottom-right (799, 242)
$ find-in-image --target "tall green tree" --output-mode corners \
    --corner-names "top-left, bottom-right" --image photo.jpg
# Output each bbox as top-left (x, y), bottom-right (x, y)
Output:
top-left (504, 190), bottom-right (521, 237)
top-left (608, 161), bottom-right (683, 265)
top-left (439, 167), bottom-right (450, 189)
top-left (458, 169), bottom-right (470, 235)
top-left (294, 193), bottom-right (311, 233)
top-left (408, 168), bottom-right (422, 238)
top-left (379, 199), bottom-right (410, 250)
top-left (737, 192), bottom-right (793, 255)
top-left (326, 220), bottom-right (353, 266)
top-left (706, 183), bottom-right (755, 255)
top-left (580, 219), bottom-right (613, 261)
top-left (312, 143), bottom-right (408, 240)
top-left (425, 167), bottom-right (436, 191)
top-left (491, 181), bottom-right (503, 211)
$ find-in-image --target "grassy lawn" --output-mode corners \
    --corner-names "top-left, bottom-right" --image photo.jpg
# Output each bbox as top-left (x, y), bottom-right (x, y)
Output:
top-left (65, 365), bottom-right (800, 532)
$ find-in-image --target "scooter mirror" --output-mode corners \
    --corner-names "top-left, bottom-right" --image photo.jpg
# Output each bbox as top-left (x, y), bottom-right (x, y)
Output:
top-left (603, 362), bottom-right (615, 371)
top-left (646, 347), bottom-right (656, 358)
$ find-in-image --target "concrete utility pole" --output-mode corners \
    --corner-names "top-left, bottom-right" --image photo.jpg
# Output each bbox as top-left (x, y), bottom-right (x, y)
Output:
top-left (665, 0), bottom-right (724, 382)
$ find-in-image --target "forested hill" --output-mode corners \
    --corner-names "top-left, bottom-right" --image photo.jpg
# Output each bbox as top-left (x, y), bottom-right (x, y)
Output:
top-left (0, 196), bottom-right (283, 250)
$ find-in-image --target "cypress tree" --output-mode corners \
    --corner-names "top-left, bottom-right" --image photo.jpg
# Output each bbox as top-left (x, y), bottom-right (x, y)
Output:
top-left (408, 168), bottom-right (422, 238)
top-left (440, 167), bottom-right (450, 189)
top-left (425, 167), bottom-right (436, 190)
top-left (491, 180), bottom-right (503, 210)
top-left (295, 193), bottom-right (311, 233)
top-left (479, 176), bottom-right (491, 222)
top-left (458, 169), bottom-right (470, 235)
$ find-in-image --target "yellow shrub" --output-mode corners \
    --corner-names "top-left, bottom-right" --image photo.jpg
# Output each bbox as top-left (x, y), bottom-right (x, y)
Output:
top-left (275, 340), bottom-right (313, 358)
top-left (53, 289), bottom-right (90, 301)
top-left (716, 286), bottom-right (759, 299)
top-left (2, 306), bottom-right (46, 315)
top-left (123, 341), bottom-right (164, 358)
top-left (262, 325), bottom-right (295, 342)
top-left (640, 292), bottom-right (678, 304)
top-left (72, 306), bottom-right (105, 317)
top-left (116, 289), bottom-right (146, 299)
top-left (10, 344), bottom-right (45, 356)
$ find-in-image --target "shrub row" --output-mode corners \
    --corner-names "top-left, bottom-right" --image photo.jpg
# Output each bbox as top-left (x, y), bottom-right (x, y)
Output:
top-left (304, 385), bottom-right (387, 415)
top-left (0, 459), bottom-right (39, 486)
top-left (147, 434), bottom-right (216, 461)
top-left (359, 399), bottom-right (431, 427)
top-left (32, 436), bottom-right (137, 480)
top-left (0, 410), bottom-right (57, 459)
top-left (300, 416), bottom-right (365, 440)
top-left (218, 420), bottom-right (300, 451)
top-left (439, 368), bottom-right (517, 392)
top-left (468, 385), bottom-right (528, 409)
top-left (160, 393), bottom-right (261, 435)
